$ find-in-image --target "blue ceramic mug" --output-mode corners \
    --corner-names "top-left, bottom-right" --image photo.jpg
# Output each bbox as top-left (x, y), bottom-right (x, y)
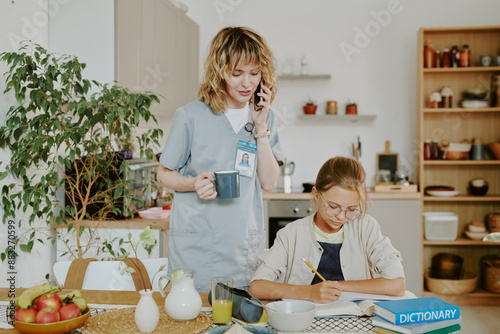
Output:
top-left (214, 170), bottom-right (240, 199)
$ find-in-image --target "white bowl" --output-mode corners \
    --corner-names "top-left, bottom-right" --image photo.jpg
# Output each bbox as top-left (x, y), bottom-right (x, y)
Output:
top-left (138, 207), bottom-right (171, 220)
top-left (468, 224), bottom-right (486, 232)
top-left (465, 230), bottom-right (488, 240)
top-left (265, 300), bottom-right (315, 332)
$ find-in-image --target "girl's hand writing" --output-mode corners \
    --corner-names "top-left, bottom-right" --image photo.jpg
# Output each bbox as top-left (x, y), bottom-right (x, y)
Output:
top-left (194, 172), bottom-right (217, 200)
top-left (309, 281), bottom-right (341, 304)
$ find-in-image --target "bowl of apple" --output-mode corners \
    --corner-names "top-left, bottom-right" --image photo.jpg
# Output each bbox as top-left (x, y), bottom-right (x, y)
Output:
top-left (13, 285), bottom-right (90, 334)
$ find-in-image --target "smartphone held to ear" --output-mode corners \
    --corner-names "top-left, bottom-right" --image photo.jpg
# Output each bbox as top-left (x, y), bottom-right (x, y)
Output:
top-left (253, 82), bottom-right (263, 111)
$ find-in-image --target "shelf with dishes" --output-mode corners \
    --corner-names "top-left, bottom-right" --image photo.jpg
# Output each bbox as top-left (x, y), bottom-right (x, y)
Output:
top-left (418, 26), bottom-right (500, 304)
top-left (422, 290), bottom-right (500, 306)
top-left (424, 160), bottom-right (500, 165)
top-left (423, 107), bottom-right (500, 113)
top-left (424, 237), bottom-right (500, 246)
top-left (423, 66), bottom-right (500, 73)
top-left (424, 195), bottom-right (500, 201)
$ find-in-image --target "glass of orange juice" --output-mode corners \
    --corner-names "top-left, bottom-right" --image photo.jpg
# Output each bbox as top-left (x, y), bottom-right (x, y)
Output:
top-left (211, 277), bottom-right (233, 324)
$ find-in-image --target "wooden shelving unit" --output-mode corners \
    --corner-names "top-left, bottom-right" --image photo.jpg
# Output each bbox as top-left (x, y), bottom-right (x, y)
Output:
top-left (418, 26), bottom-right (500, 305)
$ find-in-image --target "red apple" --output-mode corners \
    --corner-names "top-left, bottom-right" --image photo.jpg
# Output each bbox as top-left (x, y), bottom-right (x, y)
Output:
top-left (59, 303), bottom-right (81, 321)
top-left (15, 307), bottom-right (37, 323)
top-left (162, 203), bottom-right (172, 210)
top-left (36, 308), bottom-right (60, 324)
top-left (37, 293), bottom-right (62, 311)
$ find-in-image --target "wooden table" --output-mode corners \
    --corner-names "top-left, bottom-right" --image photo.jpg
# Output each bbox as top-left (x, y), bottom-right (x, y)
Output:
top-left (0, 288), bottom-right (211, 333)
top-left (0, 288), bottom-right (228, 308)
top-left (0, 288), bottom-right (375, 333)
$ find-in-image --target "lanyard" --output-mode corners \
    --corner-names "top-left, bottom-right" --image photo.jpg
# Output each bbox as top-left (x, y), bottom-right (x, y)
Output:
top-left (244, 120), bottom-right (254, 142)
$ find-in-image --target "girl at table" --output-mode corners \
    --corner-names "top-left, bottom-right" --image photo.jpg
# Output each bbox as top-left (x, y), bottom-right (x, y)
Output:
top-left (249, 156), bottom-right (405, 303)
top-left (157, 26), bottom-right (283, 292)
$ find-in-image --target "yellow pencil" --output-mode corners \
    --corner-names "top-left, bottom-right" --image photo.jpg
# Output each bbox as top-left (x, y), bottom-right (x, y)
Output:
top-left (301, 258), bottom-right (326, 282)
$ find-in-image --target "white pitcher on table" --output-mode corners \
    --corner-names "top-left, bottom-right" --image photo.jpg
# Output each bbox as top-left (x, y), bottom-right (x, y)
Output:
top-left (158, 268), bottom-right (202, 321)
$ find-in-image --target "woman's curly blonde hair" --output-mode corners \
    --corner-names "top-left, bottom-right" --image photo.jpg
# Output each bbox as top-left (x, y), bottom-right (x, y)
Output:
top-left (198, 26), bottom-right (277, 114)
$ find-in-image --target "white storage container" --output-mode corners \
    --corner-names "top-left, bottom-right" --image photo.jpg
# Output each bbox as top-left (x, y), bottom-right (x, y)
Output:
top-left (424, 212), bottom-right (458, 241)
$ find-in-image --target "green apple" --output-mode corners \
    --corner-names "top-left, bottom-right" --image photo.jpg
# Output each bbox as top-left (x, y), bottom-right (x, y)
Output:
top-left (72, 297), bottom-right (87, 312)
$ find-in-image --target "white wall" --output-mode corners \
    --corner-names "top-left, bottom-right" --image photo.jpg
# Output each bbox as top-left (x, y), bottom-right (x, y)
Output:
top-left (0, 0), bottom-right (117, 288)
top-left (0, 0), bottom-right (53, 289)
top-left (49, 0), bottom-right (115, 85)
top-left (179, 0), bottom-right (500, 188)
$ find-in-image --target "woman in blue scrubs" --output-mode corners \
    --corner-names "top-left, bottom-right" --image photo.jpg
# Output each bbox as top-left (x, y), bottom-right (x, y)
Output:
top-left (157, 27), bottom-right (284, 291)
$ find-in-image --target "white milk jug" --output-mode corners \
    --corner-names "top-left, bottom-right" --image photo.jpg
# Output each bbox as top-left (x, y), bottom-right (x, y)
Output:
top-left (159, 268), bottom-right (202, 321)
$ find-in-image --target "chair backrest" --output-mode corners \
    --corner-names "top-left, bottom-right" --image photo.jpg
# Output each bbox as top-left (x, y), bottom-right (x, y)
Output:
top-left (52, 257), bottom-right (168, 291)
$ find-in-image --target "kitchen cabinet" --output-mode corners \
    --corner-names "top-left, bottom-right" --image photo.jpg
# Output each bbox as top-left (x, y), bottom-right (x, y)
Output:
top-left (115, 0), bottom-right (199, 118)
top-left (418, 26), bottom-right (500, 305)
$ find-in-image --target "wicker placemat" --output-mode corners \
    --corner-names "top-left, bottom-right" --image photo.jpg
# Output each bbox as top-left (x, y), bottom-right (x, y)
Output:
top-left (81, 306), bottom-right (212, 333)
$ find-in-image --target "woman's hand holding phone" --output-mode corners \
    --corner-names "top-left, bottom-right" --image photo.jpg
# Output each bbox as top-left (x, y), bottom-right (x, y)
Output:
top-left (251, 82), bottom-right (271, 132)
top-left (253, 82), bottom-right (263, 111)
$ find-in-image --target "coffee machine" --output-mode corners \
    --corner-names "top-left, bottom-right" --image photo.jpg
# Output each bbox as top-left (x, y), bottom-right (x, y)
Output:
top-left (277, 159), bottom-right (295, 193)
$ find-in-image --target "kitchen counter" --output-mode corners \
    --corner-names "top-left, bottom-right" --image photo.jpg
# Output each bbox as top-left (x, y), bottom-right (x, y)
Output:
top-left (263, 191), bottom-right (422, 200)
top-left (55, 218), bottom-right (169, 230)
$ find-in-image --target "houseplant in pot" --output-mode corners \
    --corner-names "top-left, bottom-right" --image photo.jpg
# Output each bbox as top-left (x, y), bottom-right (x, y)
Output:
top-left (345, 101), bottom-right (358, 115)
top-left (302, 97), bottom-right (318, 115)
top-left (0, 43), bottom-right (163, 261)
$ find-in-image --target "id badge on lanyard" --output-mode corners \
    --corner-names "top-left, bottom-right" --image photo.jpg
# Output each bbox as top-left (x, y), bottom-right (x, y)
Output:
top-left (235, 140), bottom-right (257, 178)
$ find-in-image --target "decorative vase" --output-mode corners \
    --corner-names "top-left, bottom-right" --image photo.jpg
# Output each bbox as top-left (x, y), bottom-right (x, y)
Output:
top-left (345, 104), bottom-right (357, 115)
top-left (159, 269), bottom-right (202, 321)
top-left (303, 105), bottom-right (317, 115)
top-left (135, 289), bottom-right (160, 332)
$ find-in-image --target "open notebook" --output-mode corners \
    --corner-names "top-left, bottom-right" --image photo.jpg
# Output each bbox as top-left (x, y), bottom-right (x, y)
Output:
top-left (312, 291), bottom-right (417, 317)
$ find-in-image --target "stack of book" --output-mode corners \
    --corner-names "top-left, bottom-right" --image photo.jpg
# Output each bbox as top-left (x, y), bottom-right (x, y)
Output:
top-left (371, 297), bottom-right (462, 334)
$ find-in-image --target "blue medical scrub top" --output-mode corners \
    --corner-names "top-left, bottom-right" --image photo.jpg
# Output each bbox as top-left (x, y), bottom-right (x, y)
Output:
top-left (160, 100), bottom-right (284, 291)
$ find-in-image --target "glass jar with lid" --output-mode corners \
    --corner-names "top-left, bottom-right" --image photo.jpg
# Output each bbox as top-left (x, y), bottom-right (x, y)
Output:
top-left (375, 170), bottom-right (392, 185)
top-left (440, 86), bottom-right (453, 108)
top-left (442, 49), bottom-right (451, 68)
top-left (460, 44), bottom-right (471, 67)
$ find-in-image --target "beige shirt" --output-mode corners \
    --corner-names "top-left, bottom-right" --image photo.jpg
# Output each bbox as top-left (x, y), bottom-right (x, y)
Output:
top-left (252, 214), bottom-right (405, 285)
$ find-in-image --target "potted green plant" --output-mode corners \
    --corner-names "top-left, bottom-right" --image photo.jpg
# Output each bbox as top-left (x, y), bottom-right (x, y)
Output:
top-left (117, 134), bottom-right (135, 160)
top-left (345, 101), bottom-right (358, 115)
top-left (0, 43), bottom-right (163, 260)
top-left (303, 97), bottom-right (318, 115)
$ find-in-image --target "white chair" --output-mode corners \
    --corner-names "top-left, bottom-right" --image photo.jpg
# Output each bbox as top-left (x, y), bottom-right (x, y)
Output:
top-left (52, 257), bottom-right (168, 291)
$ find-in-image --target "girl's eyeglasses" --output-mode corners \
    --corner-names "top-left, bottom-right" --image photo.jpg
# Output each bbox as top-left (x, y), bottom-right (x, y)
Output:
top-left (318, 192), bottom-right (361, 220)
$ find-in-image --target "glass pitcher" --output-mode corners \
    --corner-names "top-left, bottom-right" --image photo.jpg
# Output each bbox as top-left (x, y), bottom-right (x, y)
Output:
top-left (158, 268), bottom-right (202, 321)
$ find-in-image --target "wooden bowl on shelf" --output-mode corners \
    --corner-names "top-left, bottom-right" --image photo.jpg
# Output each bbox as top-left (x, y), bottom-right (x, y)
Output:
top-left (443, 151), bottom-right (469, 160)
top-left (425, 271), bottom-right (477, 296)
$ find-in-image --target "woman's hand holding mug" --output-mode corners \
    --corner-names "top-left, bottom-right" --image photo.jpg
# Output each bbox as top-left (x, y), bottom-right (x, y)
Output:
top-left (194, 172), bottom-right (217, 200)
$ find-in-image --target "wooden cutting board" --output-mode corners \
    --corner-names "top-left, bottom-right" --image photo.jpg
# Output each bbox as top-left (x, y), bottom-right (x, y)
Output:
top-left (376, 141), bottom-right (399, 175)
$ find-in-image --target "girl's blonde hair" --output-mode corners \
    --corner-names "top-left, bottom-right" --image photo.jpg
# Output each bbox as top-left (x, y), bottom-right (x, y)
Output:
top-left (198, 26), bottom-right (277, 114)
top-left (314, 156), bottom-right (368, 217)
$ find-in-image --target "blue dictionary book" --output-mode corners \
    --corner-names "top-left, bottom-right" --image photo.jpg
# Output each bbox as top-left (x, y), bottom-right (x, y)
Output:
top-left (373, 297), bottom-right (460, 325)
top-left (371, 315), bottom-right (462, 334)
